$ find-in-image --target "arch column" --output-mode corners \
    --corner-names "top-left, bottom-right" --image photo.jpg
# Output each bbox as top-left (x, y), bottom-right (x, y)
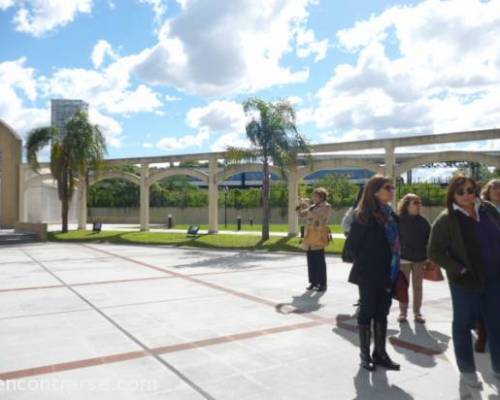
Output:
top-left (140, 163), bottom-right (150, 231)
top-left (287, 166), bottom-right (299, 237)
top-left (385, 144), bottom-right (396, 179)
top-left (77, 179), bottom-right (87, 230)
top-left (18, 164), bottom-right (28, 222)
top-left (208, 157), bottom-right (219, 234)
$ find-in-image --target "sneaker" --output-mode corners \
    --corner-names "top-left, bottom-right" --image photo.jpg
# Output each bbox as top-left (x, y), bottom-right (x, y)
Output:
top-left (460, 372), bottom-right (483, 389)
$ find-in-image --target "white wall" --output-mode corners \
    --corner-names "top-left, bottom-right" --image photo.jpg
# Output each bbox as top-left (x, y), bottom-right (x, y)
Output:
top-left (26, 182), bottom-right (78, 223)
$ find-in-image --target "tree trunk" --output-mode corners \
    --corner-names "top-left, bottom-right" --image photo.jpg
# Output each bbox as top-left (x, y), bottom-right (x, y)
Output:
top-left (61, 168), bottom-right (69, 233)
top-left (261, 159), bottom-right (270, 241)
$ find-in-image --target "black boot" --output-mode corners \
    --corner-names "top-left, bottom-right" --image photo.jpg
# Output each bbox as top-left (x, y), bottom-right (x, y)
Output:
top-left (359, 325), bottom-right (376, 371)
top-left (372, 321), bottom-right (400, 371)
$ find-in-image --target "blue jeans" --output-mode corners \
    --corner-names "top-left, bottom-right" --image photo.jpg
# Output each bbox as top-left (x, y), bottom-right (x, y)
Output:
top-left (449, 277), bottom-right (500, 373)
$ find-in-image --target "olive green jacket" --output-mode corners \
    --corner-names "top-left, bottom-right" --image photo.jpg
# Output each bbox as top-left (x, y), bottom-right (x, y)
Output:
top-left (427, 201), bottom-right (500, 290)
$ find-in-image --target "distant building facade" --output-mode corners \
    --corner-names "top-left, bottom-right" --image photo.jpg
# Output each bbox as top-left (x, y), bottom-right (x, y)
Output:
top-left (188, 168), bottom-right (374, 189)
top-left (51, 99), bottom-right (89, 135)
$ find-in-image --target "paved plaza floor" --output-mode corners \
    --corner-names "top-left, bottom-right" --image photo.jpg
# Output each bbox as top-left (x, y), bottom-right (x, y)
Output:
top-left (0, 242), bottom-right (499, 399)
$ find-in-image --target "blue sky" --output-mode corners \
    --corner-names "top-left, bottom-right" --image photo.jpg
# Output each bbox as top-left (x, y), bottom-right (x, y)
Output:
top-left (1, 0), bottom-right (499, 167)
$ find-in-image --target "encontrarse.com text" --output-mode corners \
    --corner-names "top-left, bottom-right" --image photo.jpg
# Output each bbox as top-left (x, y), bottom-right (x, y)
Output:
top-left (0, 378), bottom-right (159, 393)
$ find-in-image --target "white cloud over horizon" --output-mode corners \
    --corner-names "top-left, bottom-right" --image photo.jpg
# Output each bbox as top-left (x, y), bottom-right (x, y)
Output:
top-left (132, 0), bottom-right (328, 96)
top-left (0, 0), bottom-right (93, 37)
top-left (301, 0), bottom-right (500, 145)
top-left (154, 100), bottom-right (249, 152)
top-left (2, 0), bottom-right (500, 165)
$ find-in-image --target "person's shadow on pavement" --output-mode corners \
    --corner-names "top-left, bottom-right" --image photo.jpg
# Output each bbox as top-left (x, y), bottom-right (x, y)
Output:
top-left (391, 322), bottom-right (450, 368)
top-left (353, 368), bottom-right (414, 399)
top-left (275, 290), bottom-right (325, 315)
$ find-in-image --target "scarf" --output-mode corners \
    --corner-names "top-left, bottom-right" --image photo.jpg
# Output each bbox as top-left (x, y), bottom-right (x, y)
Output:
top-left (382, 204), bottom-right (400, 283)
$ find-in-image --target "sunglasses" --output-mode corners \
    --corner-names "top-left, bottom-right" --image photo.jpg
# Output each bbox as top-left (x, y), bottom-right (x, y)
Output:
top-left (455, 187), bottom-right (475, 196)
top-left (382, 184), bottom-right (395, 192)
top-left (411, 200), bottom-right (422, 205)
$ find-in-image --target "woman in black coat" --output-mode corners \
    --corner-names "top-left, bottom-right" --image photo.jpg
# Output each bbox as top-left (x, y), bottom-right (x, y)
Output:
top-left (348, 175), bottom-right (401, 372)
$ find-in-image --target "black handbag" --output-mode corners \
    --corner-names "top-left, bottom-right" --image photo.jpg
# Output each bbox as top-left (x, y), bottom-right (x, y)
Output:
top-left (341, 234), bottom-right (353, 263)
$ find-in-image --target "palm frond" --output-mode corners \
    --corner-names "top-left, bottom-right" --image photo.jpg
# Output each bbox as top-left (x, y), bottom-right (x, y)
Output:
top-left (25, 127), bottom-right (57, 172)
top-left (225, 146), bottom-right (261, 166)
top-left (241, 97), bottom-right (311, 180)
top-left (65, 111), bottom-right (107, 178)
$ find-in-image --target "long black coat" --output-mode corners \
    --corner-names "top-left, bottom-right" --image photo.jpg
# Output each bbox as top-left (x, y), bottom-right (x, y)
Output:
top-left (347, 213), bottom-right (396, 290)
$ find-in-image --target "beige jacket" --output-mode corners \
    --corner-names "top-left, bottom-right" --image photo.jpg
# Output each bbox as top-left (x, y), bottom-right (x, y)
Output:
top-left (298, 201), bottom-right (332, 250)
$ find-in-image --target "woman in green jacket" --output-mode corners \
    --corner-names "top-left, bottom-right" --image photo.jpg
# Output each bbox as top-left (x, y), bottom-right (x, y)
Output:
top-left (428, 175), bottom-right (500, 389)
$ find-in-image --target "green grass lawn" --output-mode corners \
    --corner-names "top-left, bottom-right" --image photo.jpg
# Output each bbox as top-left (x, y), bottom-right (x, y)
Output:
top-left (154, 223), bottom-right (344, 234)
top-left (49, 230), bottom-right (345, 254)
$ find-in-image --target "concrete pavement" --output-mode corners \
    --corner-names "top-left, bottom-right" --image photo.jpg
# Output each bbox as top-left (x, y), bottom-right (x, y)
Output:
top-left (0, 242), bottom-right (498, 399)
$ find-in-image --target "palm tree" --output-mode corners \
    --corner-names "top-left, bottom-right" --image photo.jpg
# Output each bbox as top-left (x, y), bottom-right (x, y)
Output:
top-left (26, 111), bottom-right (107, 233)
top-left (228, 98), bottom-right (309, 241)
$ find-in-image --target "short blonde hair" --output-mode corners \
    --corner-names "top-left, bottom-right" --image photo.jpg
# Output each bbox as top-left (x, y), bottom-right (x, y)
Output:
top-left (481, 178), bottom-right (500, 201)
top-left (313, 187), bottom-right (328, 201)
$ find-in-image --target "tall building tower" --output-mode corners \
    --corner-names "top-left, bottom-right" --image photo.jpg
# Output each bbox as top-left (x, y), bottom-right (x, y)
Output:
top-left (51, 99), bottom-right (89, 135)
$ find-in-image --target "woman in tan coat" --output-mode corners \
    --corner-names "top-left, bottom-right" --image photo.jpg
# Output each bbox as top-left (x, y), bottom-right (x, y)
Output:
top-left (297, 187), bottom-right (332, 292)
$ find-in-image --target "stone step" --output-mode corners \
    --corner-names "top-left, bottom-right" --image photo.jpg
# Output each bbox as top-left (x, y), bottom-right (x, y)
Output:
top-left (0, 232), bottom-right (39, 245)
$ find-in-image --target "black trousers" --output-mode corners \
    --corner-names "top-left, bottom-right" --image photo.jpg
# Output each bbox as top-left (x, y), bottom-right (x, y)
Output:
top-left (357, 284), bottom-right (392, 326)
top-left (306, 249), bottom-right (327, 286)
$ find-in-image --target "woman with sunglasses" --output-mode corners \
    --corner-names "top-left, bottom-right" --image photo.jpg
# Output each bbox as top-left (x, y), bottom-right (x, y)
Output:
top-left (482, 178), bottom-right (500, 212)
top-left (474, 179), bottom-right (500, 353)
top-left (397, 194), bottom-right (430, 324)
top-left (348, 175), bottom-right (401, 372)
top-left (428, 175), bottom-right (500, 388)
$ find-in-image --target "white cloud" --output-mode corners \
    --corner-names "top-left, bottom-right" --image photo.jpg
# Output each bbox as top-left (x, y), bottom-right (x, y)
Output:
top-left (91, 40), bottom-right (118, 69)
top-left (286, 96), bottom-right (303, 106)
top-left (2, 0), bottom-right (93, 37)
top-left (210, 132), bottom-right (251, 151)
top-left (296, 27), bottom-right (329, 62)
top-left (41, 54), bottom-right (163, 116)
top-left (0, 58), bottom-right (48, 137)
top-left (164, 94), bottom-right (181, 102)
top-left (156, 130), bottom-right (209, 151)
top-left (186, 100), bottom-right (246, 134)
top-left (0, 0), bottom-right (14, 10)
top-left (306, 0), bottom-right (500, 142)
top-left (175, 0), bottom-right (189, 9)
top-left (88, 107), bottom-right (123, 148)
top-left (0, 54), bottom-right (163, 148)
top-left (143, 142), bottom-right (153, 148)
top-left (154, 100), bottom-right (248, 152)
top-left (139, 0), bottom-right (167, 26)
top-left (132, 0), bottom-right (327, 96)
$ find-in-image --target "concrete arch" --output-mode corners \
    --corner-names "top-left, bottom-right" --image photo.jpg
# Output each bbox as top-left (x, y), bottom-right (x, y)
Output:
top-left (395, 151), bottom-right (500, 176)
top-left (147, 168), bottom-right (208, 187)
top-left (0, 119), bottom-right (23, 142)
top-left (24, 173), bottom-right (57, 192)
top-left (217, 164), bottom-right (284, 184)
top-left (89, 170), bottom-right (141, 186)
top-left (298, 159), bottom-right (383, 180)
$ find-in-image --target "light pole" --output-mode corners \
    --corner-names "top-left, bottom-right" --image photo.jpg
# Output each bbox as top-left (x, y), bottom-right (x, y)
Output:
top-left (224, 186), bottom-right (229, 228)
